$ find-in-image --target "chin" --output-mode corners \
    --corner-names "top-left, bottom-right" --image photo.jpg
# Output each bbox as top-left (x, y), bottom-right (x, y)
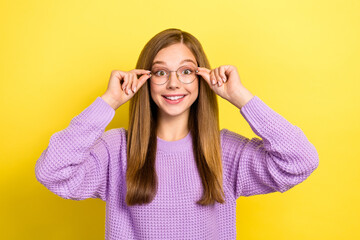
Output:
top-left (159, 107), bottom-right (188, 118)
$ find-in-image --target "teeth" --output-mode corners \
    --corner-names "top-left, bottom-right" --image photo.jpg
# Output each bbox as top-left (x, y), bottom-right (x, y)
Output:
top-left (165, 95), bottom-right (185, 100)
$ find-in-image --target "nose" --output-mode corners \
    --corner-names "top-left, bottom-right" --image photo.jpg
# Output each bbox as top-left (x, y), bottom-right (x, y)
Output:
top-left (166, 71), bottom-right (181, 89)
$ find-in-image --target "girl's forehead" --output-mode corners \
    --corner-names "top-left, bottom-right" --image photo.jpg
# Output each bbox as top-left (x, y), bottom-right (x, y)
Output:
top-left (152, 44), bottom-right (197, 66)
top-left (152, 59), bottom-right (197, 68)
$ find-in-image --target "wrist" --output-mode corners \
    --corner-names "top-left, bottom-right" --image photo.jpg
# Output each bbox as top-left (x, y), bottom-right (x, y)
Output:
top-left (100, 93), bottom-right (121, 110)
top-left (231, 87), bottom-right (255, 110)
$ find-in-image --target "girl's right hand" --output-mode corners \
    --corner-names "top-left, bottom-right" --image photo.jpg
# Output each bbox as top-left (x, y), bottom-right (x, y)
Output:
top-left (101, 69), bottom-right (151, 110)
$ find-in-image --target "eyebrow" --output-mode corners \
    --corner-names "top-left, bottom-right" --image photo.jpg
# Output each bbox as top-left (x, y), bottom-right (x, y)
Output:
top-left (152, 59), bottom-right (197, 67)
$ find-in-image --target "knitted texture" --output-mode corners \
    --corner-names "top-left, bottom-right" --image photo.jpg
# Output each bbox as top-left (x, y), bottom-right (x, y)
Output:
top-left (35, 95), bottom-right (319, 239)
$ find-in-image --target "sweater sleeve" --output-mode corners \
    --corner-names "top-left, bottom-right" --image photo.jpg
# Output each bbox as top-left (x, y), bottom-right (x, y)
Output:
top-left (220, 96), bottom-right (319, 199)
top-left (35, 96), bottom-right (116, 202)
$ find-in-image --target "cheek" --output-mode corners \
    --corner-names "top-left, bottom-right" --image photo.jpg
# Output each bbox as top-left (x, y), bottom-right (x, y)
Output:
top-left (192, 81), bottom-right (199, 97)
top-left (149, 83), bottom-right (161, 103)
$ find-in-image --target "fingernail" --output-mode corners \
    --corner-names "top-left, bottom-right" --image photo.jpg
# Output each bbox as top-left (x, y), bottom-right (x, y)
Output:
top-left (212, 79), bottom-right (216, 84)
top-left (133, 87), bottom-right (136, 92)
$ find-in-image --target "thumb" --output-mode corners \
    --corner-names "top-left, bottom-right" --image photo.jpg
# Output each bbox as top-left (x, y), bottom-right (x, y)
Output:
top-left (137, 73), bottom-right (151, 89)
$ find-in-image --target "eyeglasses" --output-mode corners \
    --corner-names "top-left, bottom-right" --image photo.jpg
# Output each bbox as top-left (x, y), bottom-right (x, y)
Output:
top-left (149, 65), bottom-right (199, 85)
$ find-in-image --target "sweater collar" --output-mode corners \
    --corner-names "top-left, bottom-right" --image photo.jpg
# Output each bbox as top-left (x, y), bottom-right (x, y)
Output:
top-left (156, 131), bottom-right (193, 153)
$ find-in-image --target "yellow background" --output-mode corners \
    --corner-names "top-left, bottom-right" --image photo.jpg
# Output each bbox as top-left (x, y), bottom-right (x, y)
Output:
top-left (1, 0), bottom-right (359, 239)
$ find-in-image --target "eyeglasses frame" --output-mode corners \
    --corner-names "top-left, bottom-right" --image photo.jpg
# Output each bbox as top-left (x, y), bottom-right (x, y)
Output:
top-left (149, 65), bottom-right (199, 85)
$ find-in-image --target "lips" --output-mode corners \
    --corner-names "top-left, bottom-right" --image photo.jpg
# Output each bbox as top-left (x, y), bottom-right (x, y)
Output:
top-left (160, 94), bottom-right (186, 104)
top-left (163, 95), bottom-right (185, 100)
top-left (162, 94), bottom-right (187, 97)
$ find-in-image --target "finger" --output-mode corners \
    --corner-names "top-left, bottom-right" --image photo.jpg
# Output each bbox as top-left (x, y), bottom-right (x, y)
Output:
top-left (210, 70), bottom-right (217, 86)
top-left (126, 74), bottom-right (133, 95)
top-left (219, 66), bottom-right (227, 83)
top-left (122, 73), bottom-right (129, 92)
top-left (118, 71), bottom-right (126, 84)
top-left (111, 70), bottom-right (125, 86)
top-left (111, 70), bottom-right (123, 78)
top-left (197, 66), bottom-right (211, 74)
top-left (196, 67), bottom-right (211, 86)
top-left (131, 73), bottom-right (138, 93)
top-left (137, 73), bottom-right (151, 89)
top-left (130, 69), bottom-right (152, 75)
top-left (214, 68), bottom-right (222, 86)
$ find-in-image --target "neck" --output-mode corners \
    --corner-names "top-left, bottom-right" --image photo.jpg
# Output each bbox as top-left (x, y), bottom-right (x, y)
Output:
top-left (156, 110), bottom-right (189, 141)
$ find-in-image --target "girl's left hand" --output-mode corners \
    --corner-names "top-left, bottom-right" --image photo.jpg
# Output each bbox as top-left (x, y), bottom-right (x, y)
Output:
top-left (196, 65), bottom-right (245, 102)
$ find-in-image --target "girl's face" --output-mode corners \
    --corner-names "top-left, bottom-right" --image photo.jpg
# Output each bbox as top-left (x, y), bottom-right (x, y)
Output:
top-left (149, 43), bottom-right (199, 120)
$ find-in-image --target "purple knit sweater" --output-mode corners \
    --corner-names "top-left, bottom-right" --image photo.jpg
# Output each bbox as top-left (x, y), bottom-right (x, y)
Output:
top-left (34, 95), bottom-right (319, 239)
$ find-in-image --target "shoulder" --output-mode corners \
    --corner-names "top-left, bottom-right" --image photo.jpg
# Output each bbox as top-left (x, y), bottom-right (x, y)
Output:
top-left (219, 128), bottom-right (261, 161)
top-left (220, 128), bottom-right (249, 148)
top-left (102, 127), bottom-right (127, 138)
top-left (100, 127), bottom-right (127, 149)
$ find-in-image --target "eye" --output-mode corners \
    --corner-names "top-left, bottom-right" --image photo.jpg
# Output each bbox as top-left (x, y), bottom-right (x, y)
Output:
top-left (182, 68), bottom-right (194, 75)
top-left (154, 70), bottom-right (167, 77)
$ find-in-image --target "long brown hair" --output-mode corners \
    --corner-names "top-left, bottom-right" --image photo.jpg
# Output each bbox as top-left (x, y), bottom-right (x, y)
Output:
top-left (126, 28), bottom-right (225, 206)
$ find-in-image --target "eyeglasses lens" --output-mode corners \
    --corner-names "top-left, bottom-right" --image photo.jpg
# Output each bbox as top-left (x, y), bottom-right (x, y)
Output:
top-left (150, 65), bottom-right (197, 84)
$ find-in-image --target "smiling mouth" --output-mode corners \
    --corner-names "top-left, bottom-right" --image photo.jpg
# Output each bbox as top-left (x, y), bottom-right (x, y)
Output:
top-left (162, 95), bottom-right (186, 100)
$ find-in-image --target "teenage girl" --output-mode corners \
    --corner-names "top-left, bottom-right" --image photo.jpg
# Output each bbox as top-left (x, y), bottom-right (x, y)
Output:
top-left (35, 28), bottom-right (319, 240)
